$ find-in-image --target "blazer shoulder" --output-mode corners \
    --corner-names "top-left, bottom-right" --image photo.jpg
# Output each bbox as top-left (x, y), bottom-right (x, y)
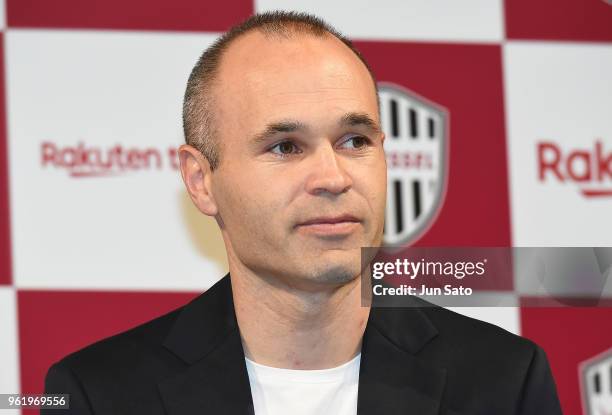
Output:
top-left (50, 302), bottom-right (186, 377)
top-left (414, 304), bottom-right (563, 412)
top-left (422, 304), bottom-right (537, 354)
top-left (42, 300), bottom-right (200, 415)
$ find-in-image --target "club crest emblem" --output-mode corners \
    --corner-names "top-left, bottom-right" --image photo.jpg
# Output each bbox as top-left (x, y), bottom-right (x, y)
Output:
top-left (580, 347), bottom-right (612, 415)
top-left (378, 83), bottom-right (449, 246)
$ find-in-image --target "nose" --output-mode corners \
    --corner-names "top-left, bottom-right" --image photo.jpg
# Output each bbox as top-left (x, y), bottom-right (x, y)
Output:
top-left (304, 144), bottom-right (353, 195)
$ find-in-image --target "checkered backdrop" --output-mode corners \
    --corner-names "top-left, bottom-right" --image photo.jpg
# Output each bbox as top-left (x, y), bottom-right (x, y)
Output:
top-left (0, 1), bottom-right (611, 414)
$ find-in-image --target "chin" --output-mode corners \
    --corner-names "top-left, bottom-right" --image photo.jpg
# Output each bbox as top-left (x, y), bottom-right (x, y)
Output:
top-left (307, 263), bottom-right (360, 286)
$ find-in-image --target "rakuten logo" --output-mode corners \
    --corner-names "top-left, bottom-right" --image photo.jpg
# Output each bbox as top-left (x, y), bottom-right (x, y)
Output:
top-left (41, 142), bottom-right (180, 177)
top-left (538, 140), bottom-right (612, 197)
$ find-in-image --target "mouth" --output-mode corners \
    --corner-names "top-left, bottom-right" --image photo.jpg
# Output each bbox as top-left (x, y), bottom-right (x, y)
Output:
top-left (296, 215), bottom-right (361, 236)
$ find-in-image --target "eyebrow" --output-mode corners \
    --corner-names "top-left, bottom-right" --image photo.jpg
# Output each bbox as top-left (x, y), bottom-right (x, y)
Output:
top-left (339, 112), bottom-right (381, 134)
top-left (250, 112), bottom-right (381, 145)
top-left (251, 120), bottom-right (307, 145)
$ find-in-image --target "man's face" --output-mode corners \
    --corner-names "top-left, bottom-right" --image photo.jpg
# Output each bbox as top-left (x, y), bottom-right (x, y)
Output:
top-left (209, 31), bottom-right (386, 290)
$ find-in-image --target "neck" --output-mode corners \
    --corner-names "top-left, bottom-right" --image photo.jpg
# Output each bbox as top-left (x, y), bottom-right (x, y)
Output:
top-left (230, 264), bottom-right (370, 370)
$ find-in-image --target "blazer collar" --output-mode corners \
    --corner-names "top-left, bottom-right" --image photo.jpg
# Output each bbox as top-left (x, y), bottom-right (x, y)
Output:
top-left (358, 305), bottom-right (447, 415)
top-left (159, 274), bottom-right (254, 415)
top-left (158, 274), bottom-right (447, 415)
top-left (162, 273), bottom-right (236, 364)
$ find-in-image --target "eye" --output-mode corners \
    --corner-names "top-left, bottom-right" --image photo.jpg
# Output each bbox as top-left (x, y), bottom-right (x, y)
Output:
top-left (269, 141), bottom-right (300, 157)
top-left (339, 135), bottom-right (371, 150)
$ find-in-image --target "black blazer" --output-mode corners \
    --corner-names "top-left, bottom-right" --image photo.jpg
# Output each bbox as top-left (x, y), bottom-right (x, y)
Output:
top-left (43, 274), bottom-right (563, 415)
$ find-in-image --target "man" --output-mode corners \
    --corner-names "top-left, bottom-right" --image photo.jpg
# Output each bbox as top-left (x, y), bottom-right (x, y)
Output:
top-left (43, 11), bottom-right (563, 415)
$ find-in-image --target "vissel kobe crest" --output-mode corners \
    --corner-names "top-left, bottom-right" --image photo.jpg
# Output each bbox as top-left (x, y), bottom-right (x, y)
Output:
top-left (378, 83), bottom-right (449, 246)
top-left (580, 347), bottom-right (612, 415)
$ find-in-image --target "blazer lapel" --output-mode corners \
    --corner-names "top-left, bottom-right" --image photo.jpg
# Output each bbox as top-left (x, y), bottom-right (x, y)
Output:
top-left (358, 305), bottom-right (447, 415)
top-left (158, 274), bottom-right (254, 415)
top-left (157, 273), bottom-right (447, 415)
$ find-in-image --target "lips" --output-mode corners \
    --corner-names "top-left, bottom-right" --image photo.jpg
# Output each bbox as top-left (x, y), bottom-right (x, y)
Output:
top-left (297, 214), bottom-right (360, 227)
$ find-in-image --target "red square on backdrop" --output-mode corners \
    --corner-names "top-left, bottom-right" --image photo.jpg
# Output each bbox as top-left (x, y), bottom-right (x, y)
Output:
top-left (520, 303), bottom-right (612, 415)
top-left (17, 289), bottom-right (199, 399)
top-left (6, 0), bottom-right (253, 32)
top-left (0, 33), bottom-right (11, 286)
top-left (505, 0), bottom-right (612, 42)
top-left (355, 41), bottom-right (511, 248)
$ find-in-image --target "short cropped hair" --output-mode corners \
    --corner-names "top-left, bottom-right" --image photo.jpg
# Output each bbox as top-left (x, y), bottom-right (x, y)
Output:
top-left (182, 10), bottom-right (378, 171)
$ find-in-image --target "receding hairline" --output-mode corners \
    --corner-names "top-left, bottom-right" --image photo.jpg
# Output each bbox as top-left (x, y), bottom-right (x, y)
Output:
top-left (182, 11), bottom-right (379, 171)
top-left (211, 26), bottom-right (377, 99)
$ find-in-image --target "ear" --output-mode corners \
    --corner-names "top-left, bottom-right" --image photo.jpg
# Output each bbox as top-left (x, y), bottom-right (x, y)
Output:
top-left (178, 144), bottom-right (218, 216)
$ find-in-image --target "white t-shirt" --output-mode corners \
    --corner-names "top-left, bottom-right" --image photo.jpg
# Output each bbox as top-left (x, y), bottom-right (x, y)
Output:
top-left (245, 353), bottom-right (361, 415)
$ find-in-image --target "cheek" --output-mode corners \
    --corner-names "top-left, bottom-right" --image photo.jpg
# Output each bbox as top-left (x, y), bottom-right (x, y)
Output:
top-left (355, 161), bottom-right (387, 206)
top-left (215, 172), bottom-right (289, 237)
top-left (220, 184), bottom-right (259, 226)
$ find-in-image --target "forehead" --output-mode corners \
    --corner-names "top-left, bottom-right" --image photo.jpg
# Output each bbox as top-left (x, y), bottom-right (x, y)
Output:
top-left (214, 31), bottom-right (378, 126)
